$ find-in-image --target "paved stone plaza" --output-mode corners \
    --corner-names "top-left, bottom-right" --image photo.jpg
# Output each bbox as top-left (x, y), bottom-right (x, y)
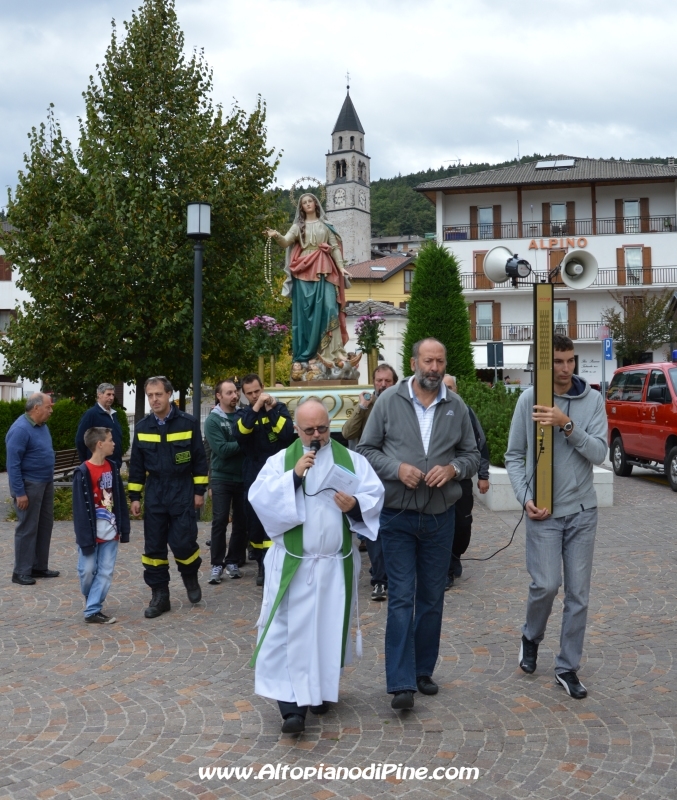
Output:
top-left (1, 468), bottom-right (676, 800)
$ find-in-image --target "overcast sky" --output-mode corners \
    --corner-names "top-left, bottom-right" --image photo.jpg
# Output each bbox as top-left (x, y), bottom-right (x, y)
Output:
top-left (2, 0), bottom-right (676, 204)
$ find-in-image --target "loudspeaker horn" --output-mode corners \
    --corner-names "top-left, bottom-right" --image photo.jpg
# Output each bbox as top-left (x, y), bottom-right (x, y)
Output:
top-left (559, 250), bottom-right (598, 289)
top-left (482, 245), bottom-right (515, 283)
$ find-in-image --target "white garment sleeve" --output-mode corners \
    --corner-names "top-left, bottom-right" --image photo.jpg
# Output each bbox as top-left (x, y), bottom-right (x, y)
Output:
top-left (248, 451), bottom-right (306, 540)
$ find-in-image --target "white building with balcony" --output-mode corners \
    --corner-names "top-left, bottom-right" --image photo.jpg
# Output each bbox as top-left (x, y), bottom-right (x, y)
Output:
top-left (416, 157), bottom-right (677, 387)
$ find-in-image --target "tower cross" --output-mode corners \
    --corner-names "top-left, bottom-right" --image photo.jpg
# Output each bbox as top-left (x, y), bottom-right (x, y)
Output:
top-left (346, 71), bottom-right (350, 91)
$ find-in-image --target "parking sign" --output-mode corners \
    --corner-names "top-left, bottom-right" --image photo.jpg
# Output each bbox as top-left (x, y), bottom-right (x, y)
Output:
top-left (604, 338), bottom-right (613, 360)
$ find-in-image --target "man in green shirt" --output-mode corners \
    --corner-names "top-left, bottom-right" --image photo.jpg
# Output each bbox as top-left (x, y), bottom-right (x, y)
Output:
top-left (204, 379), bottom-right (247, 583)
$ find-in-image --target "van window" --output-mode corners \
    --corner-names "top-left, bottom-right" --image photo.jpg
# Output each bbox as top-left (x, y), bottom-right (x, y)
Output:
top-left (607, 371), bottom-right (648, 402)
top-left (669, 369), bottom-right (677, 397)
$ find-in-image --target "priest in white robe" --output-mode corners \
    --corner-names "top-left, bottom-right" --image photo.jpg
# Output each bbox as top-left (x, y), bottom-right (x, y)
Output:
top-left (248, 399), bottom-right (384, 734)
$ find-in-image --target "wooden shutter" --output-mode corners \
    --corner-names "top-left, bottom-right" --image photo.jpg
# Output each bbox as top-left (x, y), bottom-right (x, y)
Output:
top-left (642, 246), bottom-right (652, 285)
top-left (640, 197), bottom-right (650, 233)
top-left (0, 257), bottom-right (11, 281)
top-left (549, 249), bottom-right (566, 285)
top-left (568, 300), bottom-right (577, 340)
top-left (542, 202), bottom-right (550, 237)
top-left (468, 303), bottom-right (476, 342)
top-left (617, 247), bottom-right (626, 286)
top-left (470, 206), bottom-right (478, 240)
top-left (492, 301), bottom-right (502, 342)
top-left (475, 251), bottom-right (491, 290)
top-left (493, 204), bottom-right (502, 239)
top-left (566, 201), bottom-right (576, 236)
top-left (615, 199), bottom-right (624, 234)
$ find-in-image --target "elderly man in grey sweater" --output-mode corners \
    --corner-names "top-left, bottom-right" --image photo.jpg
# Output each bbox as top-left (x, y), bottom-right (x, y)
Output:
top-left (505, 334), bottom-right (607, 700)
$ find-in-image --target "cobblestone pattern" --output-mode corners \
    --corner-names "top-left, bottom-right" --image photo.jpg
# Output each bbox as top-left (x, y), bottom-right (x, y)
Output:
top-left (0, 470), bottom-right (675, 799)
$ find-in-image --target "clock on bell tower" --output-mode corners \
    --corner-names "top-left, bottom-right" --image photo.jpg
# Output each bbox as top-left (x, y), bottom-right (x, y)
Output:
top-left (325, 85), bottom-right (371, 265)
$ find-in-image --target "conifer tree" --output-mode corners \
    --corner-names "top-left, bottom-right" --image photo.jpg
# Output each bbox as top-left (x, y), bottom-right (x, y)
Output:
top-left (402, 242), bottom-right (475, 379)
top-left (1, 0), bottom-right (279, 417)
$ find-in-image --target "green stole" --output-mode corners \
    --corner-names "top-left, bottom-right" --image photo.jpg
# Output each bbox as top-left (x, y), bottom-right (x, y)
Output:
top-left (249, 438), bottom-right (355, 668)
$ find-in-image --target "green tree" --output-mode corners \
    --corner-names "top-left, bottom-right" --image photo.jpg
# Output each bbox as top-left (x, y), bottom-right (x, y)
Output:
top-left (602, 289), bottom-right (677, 365)
top-left (401, 242), bottom-right (475, 379)
top-left (1, 0), bottom-right (279, 417)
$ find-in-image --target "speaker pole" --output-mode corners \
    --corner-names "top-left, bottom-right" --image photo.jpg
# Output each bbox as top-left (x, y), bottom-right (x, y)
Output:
top-left (533, 282), bottom-right (554, 513)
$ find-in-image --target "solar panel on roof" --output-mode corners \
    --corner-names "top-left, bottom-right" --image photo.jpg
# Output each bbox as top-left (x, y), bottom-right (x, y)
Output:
top-left (535, 158), bottom-right (576, 169)
top-left (370, 267), bottom-right (387, 271)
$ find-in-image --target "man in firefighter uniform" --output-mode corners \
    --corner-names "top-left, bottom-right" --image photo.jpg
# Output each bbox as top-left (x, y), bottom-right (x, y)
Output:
top-left (235, 374), bottom-right (294, 586)
top-left (129, 376), bottom-right (209, 618)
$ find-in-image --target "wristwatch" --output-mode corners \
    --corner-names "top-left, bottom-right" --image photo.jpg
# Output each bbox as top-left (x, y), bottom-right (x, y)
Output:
top-left (561, 421), bottom-right (574, 434)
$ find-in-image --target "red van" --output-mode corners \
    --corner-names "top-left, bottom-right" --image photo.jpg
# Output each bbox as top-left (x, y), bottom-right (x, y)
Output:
top-left (606, 362), bottom-right (677, 491)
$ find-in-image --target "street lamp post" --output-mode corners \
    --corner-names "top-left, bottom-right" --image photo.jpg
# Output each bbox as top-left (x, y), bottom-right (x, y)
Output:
top-left (186, 202), bottom-right (211, 425)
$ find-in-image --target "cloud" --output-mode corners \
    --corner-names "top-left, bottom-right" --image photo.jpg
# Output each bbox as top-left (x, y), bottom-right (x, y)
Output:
top-left (2, 0), bottom-right (677, 204)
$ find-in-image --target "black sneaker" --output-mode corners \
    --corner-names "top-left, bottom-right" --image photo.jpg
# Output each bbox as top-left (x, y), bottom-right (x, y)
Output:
top-left (85, 612), bottom-right (117, 624)
top-left (391, 690), bottom-right (415, 710)
top-left (556, 671), bottom-right (587, 699)
top-left (444, 574), bottom-right (455, 591)
top-left (371, 583), bottom-right (387, 601)
top-left (416, 676), bottom-right (438, 695)
top-left (519, 635), bottom-right (538, 674)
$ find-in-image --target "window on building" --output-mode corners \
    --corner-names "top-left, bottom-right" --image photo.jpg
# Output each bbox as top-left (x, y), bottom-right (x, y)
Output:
top-left (554, 300), bottom-right (568, 335)
top-left (476, 302), bottom-right (493, 340)
top-left (0, 310), bottom-right (13, 334)
top-left (338, 136), bottom-right (343, 149)
top-left (360, 137), bottom-right (364, 150)
top-left (624, 200), bottom-right (640, 234)
top-left (625, 246), bottom-right (643, 284)
top-left (478, 207), bottom-right (493, 239)
top-left (404, 269), bottom-right (414, 293)
top-left (350, 135), bottom-right (355, 148)
top-left (550, 203), bottom-right (566, 235)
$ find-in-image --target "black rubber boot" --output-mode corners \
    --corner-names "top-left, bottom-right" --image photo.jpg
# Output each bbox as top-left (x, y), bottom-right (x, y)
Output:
top-left (182, 573), bottom-right (202, 604)
top-left (144, 587), bottom-right (171, 619)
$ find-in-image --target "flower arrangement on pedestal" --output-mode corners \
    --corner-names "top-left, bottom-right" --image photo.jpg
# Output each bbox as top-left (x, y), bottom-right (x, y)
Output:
top-left (244, 315), bottom-right (289, 385)
top-left (244, 315), bottom-right (289, 355)
top-left (354, 310), bottom-right (386, 354)
top-left (354, 309), bottom-right (386, 378)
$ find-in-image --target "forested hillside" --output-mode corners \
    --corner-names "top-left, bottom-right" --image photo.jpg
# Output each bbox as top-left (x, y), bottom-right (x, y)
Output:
top-left (271, 154), bottom-right (670, 237)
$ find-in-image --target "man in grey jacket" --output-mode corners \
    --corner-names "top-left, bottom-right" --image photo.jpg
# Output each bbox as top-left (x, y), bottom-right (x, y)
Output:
top-left (358, 338), bottom-right (480, 710)
top-left (505, 334), bottom-right (607, 700)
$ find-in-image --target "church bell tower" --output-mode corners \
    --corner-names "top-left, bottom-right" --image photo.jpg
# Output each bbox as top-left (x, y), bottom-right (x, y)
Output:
top-left (326, 86), bottom-right (371, 265)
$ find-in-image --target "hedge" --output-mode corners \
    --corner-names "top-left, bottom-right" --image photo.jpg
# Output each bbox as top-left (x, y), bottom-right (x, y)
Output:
top-left (0, 398), bottom-right (131, 470)
top-left (456, 379), bottom-right (522, 468)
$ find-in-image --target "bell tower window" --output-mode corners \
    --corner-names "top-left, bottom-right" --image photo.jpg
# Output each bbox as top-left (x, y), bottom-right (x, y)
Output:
top-left (338, 136), bottom-right (343, 149)
top-left (350, 135), bottom-right (355, 148)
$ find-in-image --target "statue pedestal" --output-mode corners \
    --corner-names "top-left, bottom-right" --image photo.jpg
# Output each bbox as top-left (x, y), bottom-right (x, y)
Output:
top-left (290, 379), bottom-right (358, 387)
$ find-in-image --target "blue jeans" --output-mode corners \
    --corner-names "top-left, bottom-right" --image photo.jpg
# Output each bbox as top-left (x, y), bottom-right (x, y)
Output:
top-left (365, 535), bottom-right (387, 587)
top-left (78, 540), bottom-right (119, 618)
top-left (379, 506), bottom-right (455, 693)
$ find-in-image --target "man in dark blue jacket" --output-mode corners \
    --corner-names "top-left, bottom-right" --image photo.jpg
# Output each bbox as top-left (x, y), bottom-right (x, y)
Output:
top-left (75, 383), bottom-right (124, 467)
top-left (73, 428), bottom-right (130, 624)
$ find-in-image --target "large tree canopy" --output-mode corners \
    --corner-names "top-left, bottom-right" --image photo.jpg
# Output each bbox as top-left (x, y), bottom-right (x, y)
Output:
top-left (0, 0), bottom-right (280, 415)
top-left (401, 242), bottom-right (475, 379)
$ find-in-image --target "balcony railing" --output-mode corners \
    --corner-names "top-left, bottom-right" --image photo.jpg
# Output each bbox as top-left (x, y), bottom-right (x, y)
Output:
top-left (472, 322), bottom-right (605, 343)
top-left (460, 266), bottom-right (677, 290)
top-left (443, 215), bottom-right (677, 242)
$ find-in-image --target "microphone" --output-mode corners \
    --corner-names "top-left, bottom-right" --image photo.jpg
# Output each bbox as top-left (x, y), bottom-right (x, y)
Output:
top-left (302, 439), bottom-right (321, 478)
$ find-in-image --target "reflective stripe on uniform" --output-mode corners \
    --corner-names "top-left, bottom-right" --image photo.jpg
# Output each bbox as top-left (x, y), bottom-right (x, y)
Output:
top-left (193, 476), bottom-right (209, 484)
top-left (237, 419), bottom-right (254, 434)
top-left (141, 555), bottom-right (169, 567)
top-left (250, 540), bottom-right (273, 548)
top-left (167, 431), bottom-right (192, 442)
top-left (128, 482), bottom-right (145, 492)
top-left (271, 416), bottom-right (286, 434)
top-left (138, 433), bottom-right (161, 442)
top-left (175, 548), bottom-right (201, 565)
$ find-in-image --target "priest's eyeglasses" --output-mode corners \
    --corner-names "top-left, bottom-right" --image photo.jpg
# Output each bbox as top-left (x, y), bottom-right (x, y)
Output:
top-left (299, 425), bottom-right (329, 435)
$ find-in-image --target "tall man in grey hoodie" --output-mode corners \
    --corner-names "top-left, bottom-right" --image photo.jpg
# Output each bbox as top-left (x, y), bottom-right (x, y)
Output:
top-left (505, 334), bottom-right (607, 700)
